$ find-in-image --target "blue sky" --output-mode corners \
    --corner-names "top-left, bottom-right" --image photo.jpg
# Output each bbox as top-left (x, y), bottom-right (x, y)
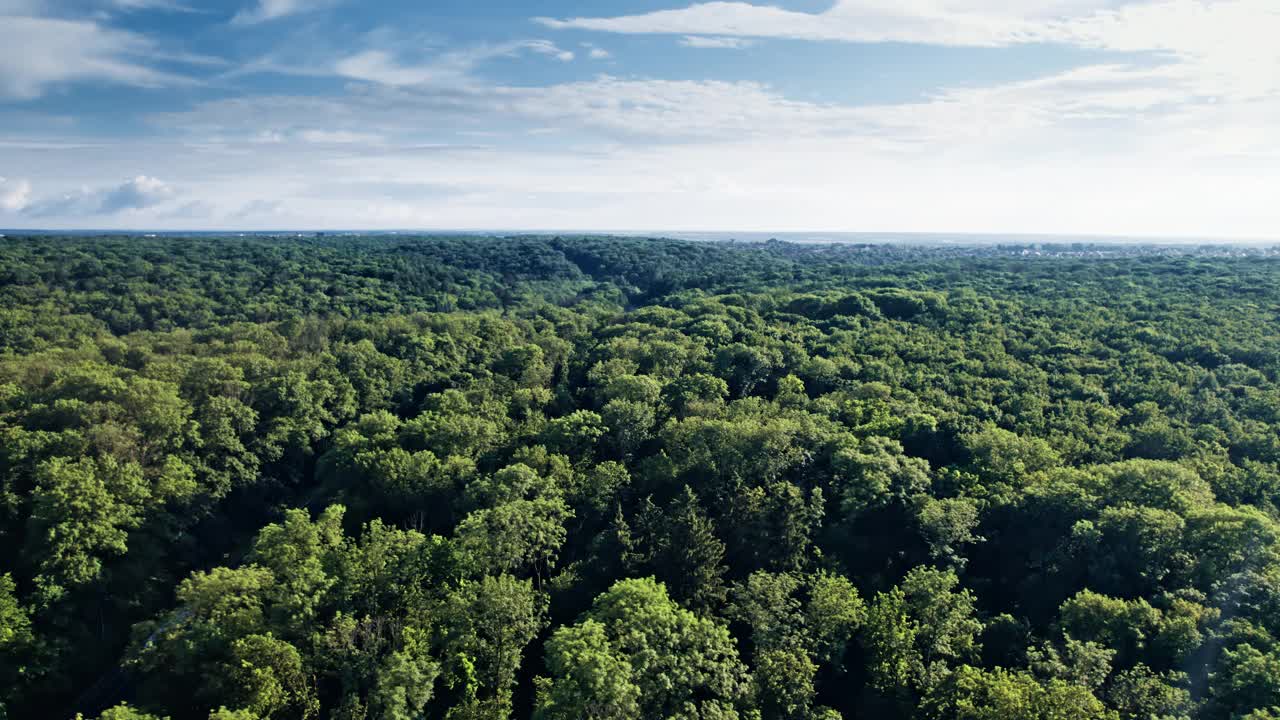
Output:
top-left (0, 0), bottom-right (1277, 237)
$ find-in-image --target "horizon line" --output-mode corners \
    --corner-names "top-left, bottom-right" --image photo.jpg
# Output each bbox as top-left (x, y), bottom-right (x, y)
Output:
top-left (3, 228), bottom-right (1279, 244)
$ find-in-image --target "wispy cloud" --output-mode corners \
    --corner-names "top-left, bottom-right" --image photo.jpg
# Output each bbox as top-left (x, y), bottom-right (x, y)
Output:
top-left (295, 129), bottom-right (384, 144)
top-left (536, 1), bottom-right (1280, 110)
top-left (0, 15), bottom-right (192, 99)
top-left (150, 54), bottom-right (1250, 150)
top-left (334, 50), bottom-right (465, 87)
top-left (334, 39), bottom-right (576, 87)
top-left (536, 0), bottom-right (1280, 74)
top-left (231, 0), bottom-right (337, 25)
top-left (24, 176), bottom-right (177, 217)
top-left (526, 39), bottom-right (575, 62)
top-left (534, 0), bottom-right (1088, 47)
top-left (679, 35), bottom-right (754, 49)
top-left (108, 0), bottom-right (203, 13)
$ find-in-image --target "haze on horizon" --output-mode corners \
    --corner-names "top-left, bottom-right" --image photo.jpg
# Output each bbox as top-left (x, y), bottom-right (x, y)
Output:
top-left (1, 0), bottom-right (1277, 238)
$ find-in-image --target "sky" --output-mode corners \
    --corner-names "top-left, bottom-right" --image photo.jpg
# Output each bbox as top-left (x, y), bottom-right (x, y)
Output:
top-left (0, 0), bottom-right (1277, 237)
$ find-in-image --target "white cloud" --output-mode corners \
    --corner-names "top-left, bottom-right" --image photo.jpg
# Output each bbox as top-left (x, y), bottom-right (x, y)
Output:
top-left (99, 176), bottom-right (176, 212)
top-left (0, 15), bottom-right (190, 99)
top-left (0, 177), bottom-right (32, 212)
top-left (232, 0), bottom-right (297, 24)
top-left (162, 76), bottom-right (866, 143)
top-left (232, 0), bottom-right (336, 25)
top-left (680, 35), bottom-right (754, 49)
top-left (25, 176), bottom-right (177, 217)
top-left (583, 43), bottom-right (612, 59)
top-left (335, 50), bottom-right (463, 86)
top-left (525, 39), bottom-right (575, 62)
top-left (109, 0), bottom-right (201, 12)
top-left (1058, 0), bottom-right (1280, 100)
top-left (334, 40), bottom-right (577, 87)
top-left (535, 0), bottom-right (1104, 47)
top-left (150, 52), bottom-right (1260, 152)
top-left (534, 0), bottom-right (1280, 138)
top-left (496, 76), bottom-right (866, 140)
top-left (211, 125), bottom-right (381, 148)
top-left (296, 129), bottom-right (384, 144)
top-left (535, 0), bottom-right (1280, 94)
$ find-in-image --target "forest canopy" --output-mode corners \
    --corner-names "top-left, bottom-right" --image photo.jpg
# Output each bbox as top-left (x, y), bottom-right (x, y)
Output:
top-left (4, 234), bottom-right (1280, 720)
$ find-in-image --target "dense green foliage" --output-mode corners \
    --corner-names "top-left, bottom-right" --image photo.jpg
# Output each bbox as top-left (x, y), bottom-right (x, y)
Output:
top-left (5, 234), bottom-right (1280, 719)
